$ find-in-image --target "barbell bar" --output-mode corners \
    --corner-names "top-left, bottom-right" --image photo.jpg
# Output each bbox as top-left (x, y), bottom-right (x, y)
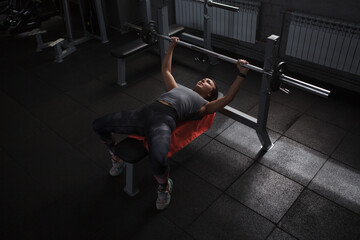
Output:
top-left (156, 33), bottom-right (271, 75)
top-left (196, 0), bottom-right (240, 12)
top-left (134, 21), bottom-right (331, 97)
top-left (153, 32), bottom-right (330, 97)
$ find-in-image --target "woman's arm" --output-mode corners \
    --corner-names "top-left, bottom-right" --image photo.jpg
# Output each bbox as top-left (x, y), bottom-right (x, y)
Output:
top-left (200, 59), bottom-right (249, 115)
top-left (162, 37), bottom-right (179, 91)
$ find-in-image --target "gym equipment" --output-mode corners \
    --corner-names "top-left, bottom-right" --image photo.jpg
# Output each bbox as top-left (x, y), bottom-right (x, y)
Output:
top-left (136, 21), bottom-right (330, 98)
top-left (61, 0), bottom-right (108, 45)
top-left (27, 0), bottom-right (107, 62)
top-left (111, 24), bottom-right (184, 86)
top-left (1, 0), bottom-right (59, 33)
top-left (178, 0), bottom-right (240, 64)
top-left (115, 113), bottom-right (215, 196)
top-left (118, 2), bottom-right (330, 154)
top-left (18, 28), bottom-right (69, 62)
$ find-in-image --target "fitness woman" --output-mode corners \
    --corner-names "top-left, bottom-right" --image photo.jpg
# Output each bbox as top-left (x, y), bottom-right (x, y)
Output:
top-left (93, 37), bottom-right (249, 210)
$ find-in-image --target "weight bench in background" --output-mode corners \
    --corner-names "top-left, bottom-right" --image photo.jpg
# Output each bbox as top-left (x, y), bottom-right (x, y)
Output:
top-left (114, 113), bottom-right (215, 196)
top-left (111, 24), bottom-right (184, 86)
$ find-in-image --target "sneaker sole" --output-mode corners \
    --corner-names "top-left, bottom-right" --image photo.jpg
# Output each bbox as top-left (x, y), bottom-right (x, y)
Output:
top-left (156, 178), bottom-right (173, 210)
top-left (109, 164), bottom-right (125, 177)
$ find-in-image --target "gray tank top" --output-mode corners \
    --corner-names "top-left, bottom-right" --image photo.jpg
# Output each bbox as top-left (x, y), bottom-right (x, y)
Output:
top-left (157, 86), bottom-right (208, 122)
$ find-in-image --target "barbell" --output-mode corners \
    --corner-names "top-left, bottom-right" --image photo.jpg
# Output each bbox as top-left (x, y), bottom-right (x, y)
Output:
top-left (137, 21), bottom-right (330, 98)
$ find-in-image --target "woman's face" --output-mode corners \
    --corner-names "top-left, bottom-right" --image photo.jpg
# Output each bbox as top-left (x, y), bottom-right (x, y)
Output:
top-left (195, 78), bottom-right (215, 98)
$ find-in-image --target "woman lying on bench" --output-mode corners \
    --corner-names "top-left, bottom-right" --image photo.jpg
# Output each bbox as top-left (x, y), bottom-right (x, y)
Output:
top-left (93, 37), bottom-right (249, 210)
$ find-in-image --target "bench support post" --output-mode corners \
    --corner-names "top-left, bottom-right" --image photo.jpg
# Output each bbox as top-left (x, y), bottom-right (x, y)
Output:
top-left (123, 163), bottom-right (140, 196)
top-left (117, 58), bottom-right (127, 86)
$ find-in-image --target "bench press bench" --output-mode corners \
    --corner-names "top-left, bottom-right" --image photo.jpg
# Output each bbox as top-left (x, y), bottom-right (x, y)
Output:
top-left (111, 24), bottom-right (184, 86)
top-left (114, 112), bottom-right (216, 196)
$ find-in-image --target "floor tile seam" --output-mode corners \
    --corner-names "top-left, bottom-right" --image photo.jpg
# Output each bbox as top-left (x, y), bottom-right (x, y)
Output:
top-left (27, 65), bottom-right (70, 94)
top-left (267, 225), bottom-right (300, 240)
top-left (241, 102), bottom-right (304, 136)
top-left (204, 118), bottom-right (236, 140)
top-left (73, 142), bottom-right (111, 172)
top-left (212, 134), bottom-right (262, 162)
top-left (16, 94), bottom-right (109, 173)
top-left (242, 98), bottom-right (260, 115)
top-left (329, 138), bottom-right (360, 171)
top-left (28, 99), bottom-right (112, 172)
top-left (255, 161), bottom-right (308, 188)
top-left (116, 85), bottom-right (152, 105)
top-left (269, 132), bottom-right (360, 178)
top-left (0, 144), bottom-right (56, 195)
top-left (315, 116), bottom-right (349, 154)
top-left (223, 191), bottom-right (280, 225)
top-left (282, 132), bottom-right (333, 156)
top-left (214, 126), bottom-right (284, 161)
top-left (213, 135), bottom-right (259, 160)
top-left (269, 96), bottom-right (315, 115)
top-left (173, 137), bottom-right (255, 192)
top-left (159, 213), bottom-right (197, 240)
top-left (0, 145), bottom-right (79, 212)
top-left (284, 130), bottom-right (360, 173)
top-left (268, 96), bottom-right (311, 116)
top-left (264, 227), bottom-right (277, 240)
top-left (312, 155), bottom-right (360, 189)
top-left (304, 154), bottom-right (331, 188)
top-left (276, 134), bottom-right (332, 160)
top-left (183, 191), bottom-right (225, 231)
top-left (305, 188), bottom-right (360, 219)
top-left (327, 127), bottom-right (351, 158)
top-left (170, 134), bottom-right (214, 166)
top-left (275, 186), bottom-right (307, 228)
top-left (61, 77), bottom-right (129, 106)
top-left (305, 157), bottom-right (360, 217)
top-left (302, 111), bottom-right (354, 132)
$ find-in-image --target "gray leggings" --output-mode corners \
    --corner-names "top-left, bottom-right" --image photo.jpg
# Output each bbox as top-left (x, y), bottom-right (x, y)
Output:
top-left (92, 101), bottom-right (178, 176)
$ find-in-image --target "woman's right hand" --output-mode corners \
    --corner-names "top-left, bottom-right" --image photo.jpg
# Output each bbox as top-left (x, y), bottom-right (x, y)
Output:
top-left (237, 59), bottom-right (249, 74)
top-left (170, 37), bottom-right (179, 47)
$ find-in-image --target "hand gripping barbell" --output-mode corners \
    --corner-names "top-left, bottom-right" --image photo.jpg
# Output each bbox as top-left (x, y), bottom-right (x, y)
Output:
top-left (139, 21), bottom-right (330, 98)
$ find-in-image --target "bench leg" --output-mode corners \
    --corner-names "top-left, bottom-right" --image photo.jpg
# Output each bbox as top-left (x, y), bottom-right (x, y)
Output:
top-left (117, 58), bottom-right (126, 86)
top-left (35, 33), bottom-right (44, 52)
top-left (123, 162), bottom-right (139, 196)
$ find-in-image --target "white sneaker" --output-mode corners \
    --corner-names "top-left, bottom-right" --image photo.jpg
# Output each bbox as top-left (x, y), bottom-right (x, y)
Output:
top-left (156, 178), bottom-right (173, 210)
top-left (109, 159), bottom-right (125, 176)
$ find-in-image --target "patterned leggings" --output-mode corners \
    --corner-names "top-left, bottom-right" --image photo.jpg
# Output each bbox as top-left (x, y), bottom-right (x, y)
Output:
top-left (92, 101), bottom-right (177, 178)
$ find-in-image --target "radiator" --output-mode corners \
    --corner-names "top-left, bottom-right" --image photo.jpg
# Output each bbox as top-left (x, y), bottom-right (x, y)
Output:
top-left (174, 0), bottom-right (260, 44)
top-left (286, 12), bottom-right (360, 76)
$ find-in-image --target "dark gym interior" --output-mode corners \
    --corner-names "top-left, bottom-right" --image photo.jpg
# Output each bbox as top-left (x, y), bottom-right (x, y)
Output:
top-left (1, 0), bottom-right (360, 239)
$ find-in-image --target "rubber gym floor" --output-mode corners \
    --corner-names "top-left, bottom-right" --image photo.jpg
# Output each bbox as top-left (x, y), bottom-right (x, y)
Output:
top-left (1, 16), bottom-right (360, 240)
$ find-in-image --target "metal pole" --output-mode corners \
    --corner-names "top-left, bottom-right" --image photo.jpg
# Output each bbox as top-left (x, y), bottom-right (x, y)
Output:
top-left (62, 0), bottom-right (73, 41)
top-left (280, 75), bottom-right (330, 97)
top-left (155, 33), bottom-right (330, 98)
top-left (93, 0), bottom-right (109, 43)
top-left (255, 35), bottom-right (277, 152)
top-left (156, 33), bottom-right (270, 74)
top-left (157, 1), bottom-right (169, 65)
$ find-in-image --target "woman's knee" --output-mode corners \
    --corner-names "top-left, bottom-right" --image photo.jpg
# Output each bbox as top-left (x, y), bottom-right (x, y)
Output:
top-left (148, 146), bottom-right (169, 175)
